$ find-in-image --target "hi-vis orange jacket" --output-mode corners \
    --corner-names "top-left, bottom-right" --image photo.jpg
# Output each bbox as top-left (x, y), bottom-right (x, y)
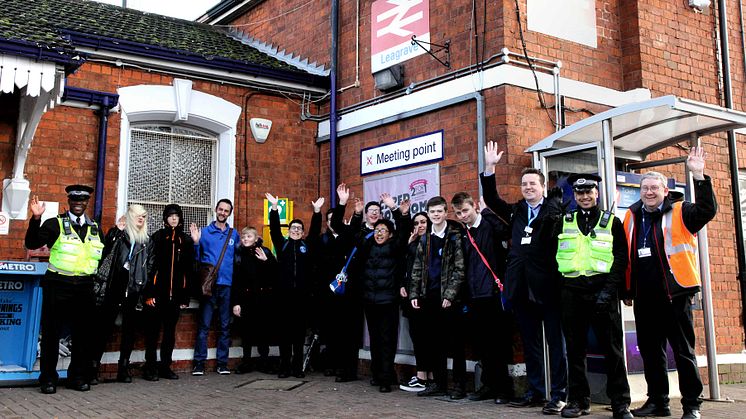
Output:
top-left (623, 177), bottom-right (717, 299)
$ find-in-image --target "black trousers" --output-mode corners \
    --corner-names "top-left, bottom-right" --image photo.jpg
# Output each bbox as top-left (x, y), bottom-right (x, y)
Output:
top-left (561, 288), bottom-right (630, 409)
top-left (327, 297), bottom-right (363, 377)
top-left (634, 294), bottom-right (703, 410)
top-left (92, 292), bottom-right (141, 364)
top-left (419, 294), bottom-right (466, 388)
top-left (278, 297), bottom-right (307, 374)
top-left (365, 302), bottom-right (399, 385)
top-left (39, 279), bottom-right (95, 385)
top-left (467, 296), bottom-right (514, 396)
top-left (143, 298), bottom-right (181, 367)
top-left (236, 304), bottom-right (272, 364)
top-left (403, 304), bottom-right (427, 372)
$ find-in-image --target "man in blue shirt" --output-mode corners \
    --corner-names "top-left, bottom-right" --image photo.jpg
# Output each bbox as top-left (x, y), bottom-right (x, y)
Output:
top-left (190, 198), bottom-right (240, 376)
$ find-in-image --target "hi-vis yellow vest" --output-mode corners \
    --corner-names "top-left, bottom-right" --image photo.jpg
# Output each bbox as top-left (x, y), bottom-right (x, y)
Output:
top-left (556, 211), bottom-right (614, 277)
top-left (623, 202), bottom-right (700, 288)
top-left (48, 216), bottom-right (104, 276)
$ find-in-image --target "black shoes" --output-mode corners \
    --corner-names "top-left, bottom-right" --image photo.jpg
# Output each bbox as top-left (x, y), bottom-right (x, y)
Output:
top-left (469, 386), bottom-right (496, 401)
top-left (278, 371), bottom-right (291, 379)
top-left (40, 382), bottom-right (56, 394)
top-left (65, 380), bottom-right (90, 392)
top-left (494, 396), bottom-right (511, 405)
top-left (542, 398), bottom-right (567, 415)
top-left (379, 384), bottom-right (392, 393)
top-left (142, 364), bottom-right (159, 382)
top-left (369, 378), bottom-right (380, 386)
top-left (335, 375), bottom-right (358, 383)
top-left (293, 371), bottom-right (306, 379)
top-left (561, 401), bottom-right (591, 418)
top-left (613, 406), bottom-right (634, 419)
top-left (509, 394), bottom-right (548, 408)
top-left (449, 387), bottom-right (467, 400)
top-left (682, 409), bottom-right (701, 419)
top-left (417, 383), bottom-right (447, 397)
top-left (159, 367), bottom-right (179, 380)
top-left (116, 360), bottom-right (132, 383)
top-left (234, 361), bottom-right (253, 375)
top-left (631, 400), bottom-right (672, 417)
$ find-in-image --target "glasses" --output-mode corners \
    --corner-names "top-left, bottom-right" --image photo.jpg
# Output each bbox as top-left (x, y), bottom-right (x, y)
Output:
top-left (289, 225), bottom-right (303, 232)
top-left (641, 185), bottom-right (662, 192)
top-left (367, 209), bottom-right (381, 215)
top-left (374, 228), bottom-right (389, 234)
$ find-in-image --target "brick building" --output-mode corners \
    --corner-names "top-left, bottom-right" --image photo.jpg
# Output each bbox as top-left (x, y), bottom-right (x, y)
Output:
top-left (198, 0), bottom-right (746, 390)
top-left (2, 0), bottom-right (746, 394)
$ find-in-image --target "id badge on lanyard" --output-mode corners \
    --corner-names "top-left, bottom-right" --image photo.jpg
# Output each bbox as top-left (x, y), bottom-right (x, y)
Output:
top-left (521, 226), bottom-right (533, 245)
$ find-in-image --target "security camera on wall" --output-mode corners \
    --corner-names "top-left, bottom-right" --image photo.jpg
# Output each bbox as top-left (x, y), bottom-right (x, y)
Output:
top-left (688, 0), bottom-right (711, 12)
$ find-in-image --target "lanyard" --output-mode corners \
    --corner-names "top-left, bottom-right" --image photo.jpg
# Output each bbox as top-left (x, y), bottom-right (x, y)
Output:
top-left (641, 212), bottom-right (653, 248)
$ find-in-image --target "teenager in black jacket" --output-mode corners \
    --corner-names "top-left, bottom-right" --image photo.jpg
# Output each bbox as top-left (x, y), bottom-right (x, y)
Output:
top-left (142, 204), bottom-right (194, 381)
top-left (232, 227), bottom-right (277, 374)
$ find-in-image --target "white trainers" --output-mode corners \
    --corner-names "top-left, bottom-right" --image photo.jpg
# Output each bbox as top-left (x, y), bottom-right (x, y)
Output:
top-left (399, 376), bottom-right (427, 392)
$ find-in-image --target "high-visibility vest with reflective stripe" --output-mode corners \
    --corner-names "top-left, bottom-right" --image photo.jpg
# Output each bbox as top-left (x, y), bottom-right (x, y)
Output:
top-left (48, 216), bottom-right (105, 276)
top-left (623, 202), bottom-right (700, 289)
top-left (556, 211), bottom-right (614, 277)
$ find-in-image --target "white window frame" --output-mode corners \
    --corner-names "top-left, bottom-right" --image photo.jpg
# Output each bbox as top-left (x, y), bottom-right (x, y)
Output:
top-left (115, 80), bottom-right (242, 225)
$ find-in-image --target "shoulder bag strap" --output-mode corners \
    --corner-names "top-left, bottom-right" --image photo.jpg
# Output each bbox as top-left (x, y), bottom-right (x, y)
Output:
top-left (465, 227), bottom-right (504, 292)
top-left (214, 228), bottom-right (233, 271)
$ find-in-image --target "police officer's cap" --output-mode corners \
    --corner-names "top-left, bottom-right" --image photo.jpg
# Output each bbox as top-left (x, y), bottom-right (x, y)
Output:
top-left (567, 173), bottom-right (602, 191)
top-left (65, 184), bottom-right (93, 201)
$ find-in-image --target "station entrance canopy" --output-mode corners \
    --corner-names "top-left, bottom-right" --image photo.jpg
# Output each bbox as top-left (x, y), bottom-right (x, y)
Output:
top-left (526, 95), bottom-right (746, 400)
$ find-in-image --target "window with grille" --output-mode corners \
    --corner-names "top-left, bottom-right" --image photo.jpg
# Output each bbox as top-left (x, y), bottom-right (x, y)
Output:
top-left (126, 126), bottom-right (216, 235)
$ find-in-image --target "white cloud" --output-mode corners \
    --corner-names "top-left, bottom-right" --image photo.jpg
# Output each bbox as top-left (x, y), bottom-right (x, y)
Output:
top-left (93, 0), bottom-right (221, 21)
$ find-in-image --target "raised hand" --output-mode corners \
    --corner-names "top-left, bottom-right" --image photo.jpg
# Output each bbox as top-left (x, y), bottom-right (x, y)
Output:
top-left (116, 215), bottom-right (126, 231)
top-left (311, 197), bottom-right (325, 213)
top-left (336, 183), bottom-right (350, 206)
top-left (381, 192), bottom-right (396, 209)
top-left (255, 247), bottom-right (268, 261)
top-left (483, 141), bottom-right (504, 175)
top-left (399, 199), bottom-right (411, 215)
top-left (686, 146), bottom-right (706, 180)
top-left (29, 195), bottom-right (45, 219)
top-left (409, 226), bottom-right (419, 244)
top-left (353, 197), bottom-right (364, 214)
top-left (265, 192), bottom-right (279, 209)
top-left (190, 222), bottom-right (201, 243)
top-left (479, 195), bottom-right (486, 211)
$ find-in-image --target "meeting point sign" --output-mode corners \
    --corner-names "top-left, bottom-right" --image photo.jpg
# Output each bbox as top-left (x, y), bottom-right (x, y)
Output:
top-left (371, 0), bottom-right (430, 73)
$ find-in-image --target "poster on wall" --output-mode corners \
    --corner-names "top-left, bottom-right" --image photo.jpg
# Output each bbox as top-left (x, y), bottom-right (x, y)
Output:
top-left (370, 0), bottom-right (430, 73)
top-left (363, 163), bottom-right (440, 221)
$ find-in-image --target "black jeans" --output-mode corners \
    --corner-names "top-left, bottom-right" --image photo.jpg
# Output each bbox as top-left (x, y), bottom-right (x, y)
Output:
top-left (39, 279), bottom-right (95, 385)
top-left (92, 292), bottom-right (141, 364)
top-left (634, 294), bottom-right (703, 410)
top-left (144, 298), bottom-right (181, 367)
top-left (561, 288), bottom-right (630, 409)
top-left (467, 296), bottom-right (514, 396)
top-left (365, 302), bottom-right (399, 385)
top-left (418, 294), bottom-right (466, 389)
top-left (327, 296), bottom-right (363, 377)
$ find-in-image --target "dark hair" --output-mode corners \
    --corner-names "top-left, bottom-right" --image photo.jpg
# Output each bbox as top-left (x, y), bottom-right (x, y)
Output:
top-left (520, 168), bottom-right (545, 184)
top-left (426, 196), bottom-right (447, 210)
top-left (216, 198), bottom-right (234, 213)
top-left (365, 201), bottom-right (381, 213)
top-left (412, 211), bottom-right (428, 221)
top-left (289, 218), bottom-right (304, 230)
top-left (162, 203), bottom-right (183, 225)
top-left (450, 192), bottom-right (475, 208)
top-left (373, 219), bottom-right (395, 234)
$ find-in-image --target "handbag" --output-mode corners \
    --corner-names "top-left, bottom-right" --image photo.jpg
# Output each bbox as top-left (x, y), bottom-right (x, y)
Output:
top-left (94, 239), bottom-right (120, 306)
top-left (199, 228), bottom-right (233, 297)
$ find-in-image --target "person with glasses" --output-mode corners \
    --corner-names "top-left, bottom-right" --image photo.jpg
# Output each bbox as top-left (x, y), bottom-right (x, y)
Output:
top-left (334, 187), bottom-right (412, 393)
top-left (92, 204), bottom-right (154, 383)
top-left (554, 174), bottom-right (632, 419)
top-left (626, 147), bottom-right (716, 419)
top-left (266, 192), bottom-right (322, 378)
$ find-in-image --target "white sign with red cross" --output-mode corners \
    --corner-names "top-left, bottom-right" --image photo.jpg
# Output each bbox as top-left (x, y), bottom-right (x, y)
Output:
top-left (371, 0), bottom-right (430, 73)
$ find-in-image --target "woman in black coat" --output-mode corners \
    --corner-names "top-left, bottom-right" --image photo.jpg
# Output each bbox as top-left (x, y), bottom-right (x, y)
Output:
top-left (141, 204), bottom-right (194, 381)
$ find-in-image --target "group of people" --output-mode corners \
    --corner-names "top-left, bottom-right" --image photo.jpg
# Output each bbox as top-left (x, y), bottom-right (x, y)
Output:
top-left (24, 142), bottom-right (715, 419)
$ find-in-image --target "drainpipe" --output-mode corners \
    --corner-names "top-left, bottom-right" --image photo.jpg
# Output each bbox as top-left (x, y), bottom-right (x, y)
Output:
top-left (717, 0), bottom-right (740, 400)
top-left (94, 96), bottom-right (110, 223)
top-left (330, 0), bottom-right (339, 205)
top-left (476, 92), bottom-right (485, 195)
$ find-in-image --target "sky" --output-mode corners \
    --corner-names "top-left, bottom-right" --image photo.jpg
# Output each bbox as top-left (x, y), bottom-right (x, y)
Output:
top-left (94, 0), bottom-right (222, 21)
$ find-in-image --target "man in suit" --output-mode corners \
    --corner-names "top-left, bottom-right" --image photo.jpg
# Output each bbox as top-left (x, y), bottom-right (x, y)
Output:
top-left (480, 142), bottom-right (568, 415)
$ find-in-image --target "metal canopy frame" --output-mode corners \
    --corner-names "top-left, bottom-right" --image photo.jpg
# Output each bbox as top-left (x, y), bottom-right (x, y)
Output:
top-left (527, 95), bottom-right (746, 400)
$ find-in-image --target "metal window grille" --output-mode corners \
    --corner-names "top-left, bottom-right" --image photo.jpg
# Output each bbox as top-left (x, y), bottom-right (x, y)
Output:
top-left (127, 126), bottom-right (216, 234)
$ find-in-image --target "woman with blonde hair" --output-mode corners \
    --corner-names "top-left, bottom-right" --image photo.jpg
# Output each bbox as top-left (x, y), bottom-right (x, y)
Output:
top-left (91, 204), bottom-right (154, 383)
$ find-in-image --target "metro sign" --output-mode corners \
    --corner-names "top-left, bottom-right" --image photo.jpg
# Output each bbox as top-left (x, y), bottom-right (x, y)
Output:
top-left (371, 0), bottom-right (430, 73)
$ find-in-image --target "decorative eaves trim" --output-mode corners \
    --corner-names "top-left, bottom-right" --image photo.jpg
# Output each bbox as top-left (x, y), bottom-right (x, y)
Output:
top-left (227, 29), bottom-right (330, 77)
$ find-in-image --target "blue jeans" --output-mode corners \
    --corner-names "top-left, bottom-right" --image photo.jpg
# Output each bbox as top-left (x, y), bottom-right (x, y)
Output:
top-left (194, 285), bottom-right (231, 366)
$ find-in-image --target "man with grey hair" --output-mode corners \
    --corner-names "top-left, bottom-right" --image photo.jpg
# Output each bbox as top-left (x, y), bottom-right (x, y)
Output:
top-left (624, 147), bottom-right (716, 419)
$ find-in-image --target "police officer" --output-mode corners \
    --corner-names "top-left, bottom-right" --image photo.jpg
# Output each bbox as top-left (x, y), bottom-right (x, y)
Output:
top-left (25, 185), bottom-right (104, 394)
top-left (555, 174), bottom-right (632, 419)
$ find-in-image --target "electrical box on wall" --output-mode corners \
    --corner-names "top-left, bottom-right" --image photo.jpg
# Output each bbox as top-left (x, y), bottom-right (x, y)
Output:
top-left (250, 118), bottom-right (272, 143)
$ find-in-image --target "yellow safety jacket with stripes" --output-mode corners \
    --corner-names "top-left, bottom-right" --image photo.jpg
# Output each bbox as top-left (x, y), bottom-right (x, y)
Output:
top-left (48, 216), bottom-right (104, 276)
top-left (556, 211), bottom-right (615, 277)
